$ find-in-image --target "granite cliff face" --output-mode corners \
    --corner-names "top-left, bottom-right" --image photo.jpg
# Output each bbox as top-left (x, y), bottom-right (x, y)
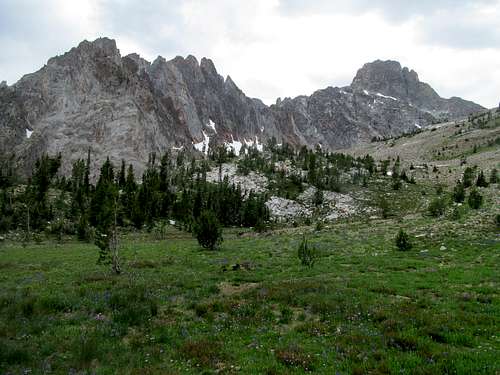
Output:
top-left (0, 38), bottom-right (484, 175)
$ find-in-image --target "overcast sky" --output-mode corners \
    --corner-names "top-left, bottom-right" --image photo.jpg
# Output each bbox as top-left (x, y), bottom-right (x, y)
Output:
top-left (1, 0), bottom-right (499, 107)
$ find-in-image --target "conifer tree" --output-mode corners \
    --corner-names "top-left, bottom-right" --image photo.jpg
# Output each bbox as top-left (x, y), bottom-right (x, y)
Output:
top-left (194, 209), bottom-right (223, 250)
top-left (463, 167), bottom-right (475, 188)
top-left (452, 181), bottom-right (465, 203)
top-left (27, 154), bottom-right (61, 229)
top-left (90, 158), bottom-right (119, 267)
top-left (467, 188), bottom-right (483, 209)
top-left (118, 159), bottom-right (126, 188)
top-left (121, 164), bottom-right (137, 224)
top-left (476, 170), bottom-right (488, 187)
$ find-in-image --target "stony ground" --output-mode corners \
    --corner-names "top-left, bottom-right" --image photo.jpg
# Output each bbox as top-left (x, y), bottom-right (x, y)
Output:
top-left (205, 163), bottom-right (268, 195)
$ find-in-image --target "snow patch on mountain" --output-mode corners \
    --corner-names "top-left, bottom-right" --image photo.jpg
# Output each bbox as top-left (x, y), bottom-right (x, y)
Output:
top-left (225, 135), bottom-right (243, 156)
top-left (193, 131), bottom-right (210, 155)
top-left (206, 119), bottom-right (217, 133)
top-left (376, 92), bottom-right (398, 101)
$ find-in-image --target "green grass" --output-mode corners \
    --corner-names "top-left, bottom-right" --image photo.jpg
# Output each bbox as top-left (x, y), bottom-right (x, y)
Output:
top-left (0, 183), bottom-right (499, 373)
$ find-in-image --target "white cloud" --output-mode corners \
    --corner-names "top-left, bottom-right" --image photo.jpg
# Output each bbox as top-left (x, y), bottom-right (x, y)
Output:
top-left (0, 0), bottom-right (498, 107)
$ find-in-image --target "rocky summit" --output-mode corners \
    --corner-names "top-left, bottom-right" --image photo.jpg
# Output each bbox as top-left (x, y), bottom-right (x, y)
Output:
top-left (0, 37), bottom-right (484, 175)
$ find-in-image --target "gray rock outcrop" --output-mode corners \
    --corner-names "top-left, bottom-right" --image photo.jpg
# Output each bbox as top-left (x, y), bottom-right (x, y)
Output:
top-left (0, 38), bottom-right (485, 175)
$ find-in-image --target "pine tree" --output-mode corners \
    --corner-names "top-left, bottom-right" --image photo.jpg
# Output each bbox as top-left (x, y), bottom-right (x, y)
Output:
top-left (476, 170), bottom-right (488, 187)
top-left (452, 181), bottom-right (465, 203)
top-left (27, 154), bottom-right (61, 230)
top-left (313, 188), bottom-right (324, 207)
top-left (118, 159), bottom-right (126, 188)
top-left (428, 196), bottom-right (447, 217)
top-left (194, 210), bottom-right (223, 250)
top-left (90, 158), bottom-right (119, 267)
top-left (395, 229), bottom-right (412, 251)
top-left (84, 149), bottom-right (91, 195)
top-left (463, 167), bottom-right (475, 188)
top-left (467, 189), bottom-right (483, 209)
top-left (122, 164), bottom-right (137, 225)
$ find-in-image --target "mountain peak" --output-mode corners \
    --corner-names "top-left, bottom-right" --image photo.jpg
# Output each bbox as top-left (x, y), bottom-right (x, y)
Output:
top-left (351, 59), bottom-right (438, 103)
top-left (74, 37), bottom-right (120, 58)
top-left (46, 37), bottom-right (121, 68)
top-left (352, 60), bottom-right (414, 92)
top-left (0, 38), bottom-right (485, 176)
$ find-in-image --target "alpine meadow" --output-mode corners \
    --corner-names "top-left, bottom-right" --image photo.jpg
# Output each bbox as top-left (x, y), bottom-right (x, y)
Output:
top-left (0, 2), bottom-right (499, 374)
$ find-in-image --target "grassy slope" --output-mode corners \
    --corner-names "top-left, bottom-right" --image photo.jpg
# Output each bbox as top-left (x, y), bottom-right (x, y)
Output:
top-left (0, 181), bottom-right (499, 374)
top-left (340, 113), bottom-right (500, 185)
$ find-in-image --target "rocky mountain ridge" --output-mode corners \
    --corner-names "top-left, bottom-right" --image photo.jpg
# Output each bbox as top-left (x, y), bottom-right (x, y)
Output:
top-left (0, 37), bottom-right (484, 175)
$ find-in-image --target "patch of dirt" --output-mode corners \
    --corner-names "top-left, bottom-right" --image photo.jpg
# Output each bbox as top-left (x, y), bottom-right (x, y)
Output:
top-left (218, 281), bottom-right (260, 296)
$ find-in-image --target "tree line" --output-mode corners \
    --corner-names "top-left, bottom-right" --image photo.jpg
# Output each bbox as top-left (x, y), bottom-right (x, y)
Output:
top-left (0, 150), bottom-right (270, 240)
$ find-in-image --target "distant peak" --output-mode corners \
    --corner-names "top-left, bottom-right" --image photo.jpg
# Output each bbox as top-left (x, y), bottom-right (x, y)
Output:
top-left (351, 59), bottom-right (425, 99)
top-left (353, 59), bottom-right (419, 83)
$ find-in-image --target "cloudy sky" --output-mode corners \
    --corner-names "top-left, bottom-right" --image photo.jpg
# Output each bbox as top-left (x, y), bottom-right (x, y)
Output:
top-left (1, 0), bottom-right (499, 107)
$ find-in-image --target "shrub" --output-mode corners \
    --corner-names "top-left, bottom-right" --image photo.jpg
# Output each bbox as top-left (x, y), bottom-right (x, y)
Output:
top-left (0, 340), bottom-right (30, 365)
top-left (495, 214), bottom-right (500, 228)
top-left (395, 229), bottom-right (412, 251)
top-left (452, 181), bottom-right (465, 203)
top-left (392, 179), bottom-right (402, 190)
top-left (279, 305), bottom-right (293, 324)
top-left (467, 189), bottom-right (483, 209)
top-left (152, 220), bottom-right (169, 240)
top-left (450, 206), bottom-right (464, 221)
top-left (193, 210), bottom-right (223, 250)
top-left (297, 235), bottom-right (316, 268)
top-left (253, 218), bottom-right (268, 233)
top-left (77, 215), bottom-right (93, 242)
top-left (428, 197), bottom-right (447, 217)
top-left (315, 221), bottom-right (324, 231)
top-left (179, 339), bottom-right (226, 368)
top-left (109, 285), bottom-right (158, 326)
